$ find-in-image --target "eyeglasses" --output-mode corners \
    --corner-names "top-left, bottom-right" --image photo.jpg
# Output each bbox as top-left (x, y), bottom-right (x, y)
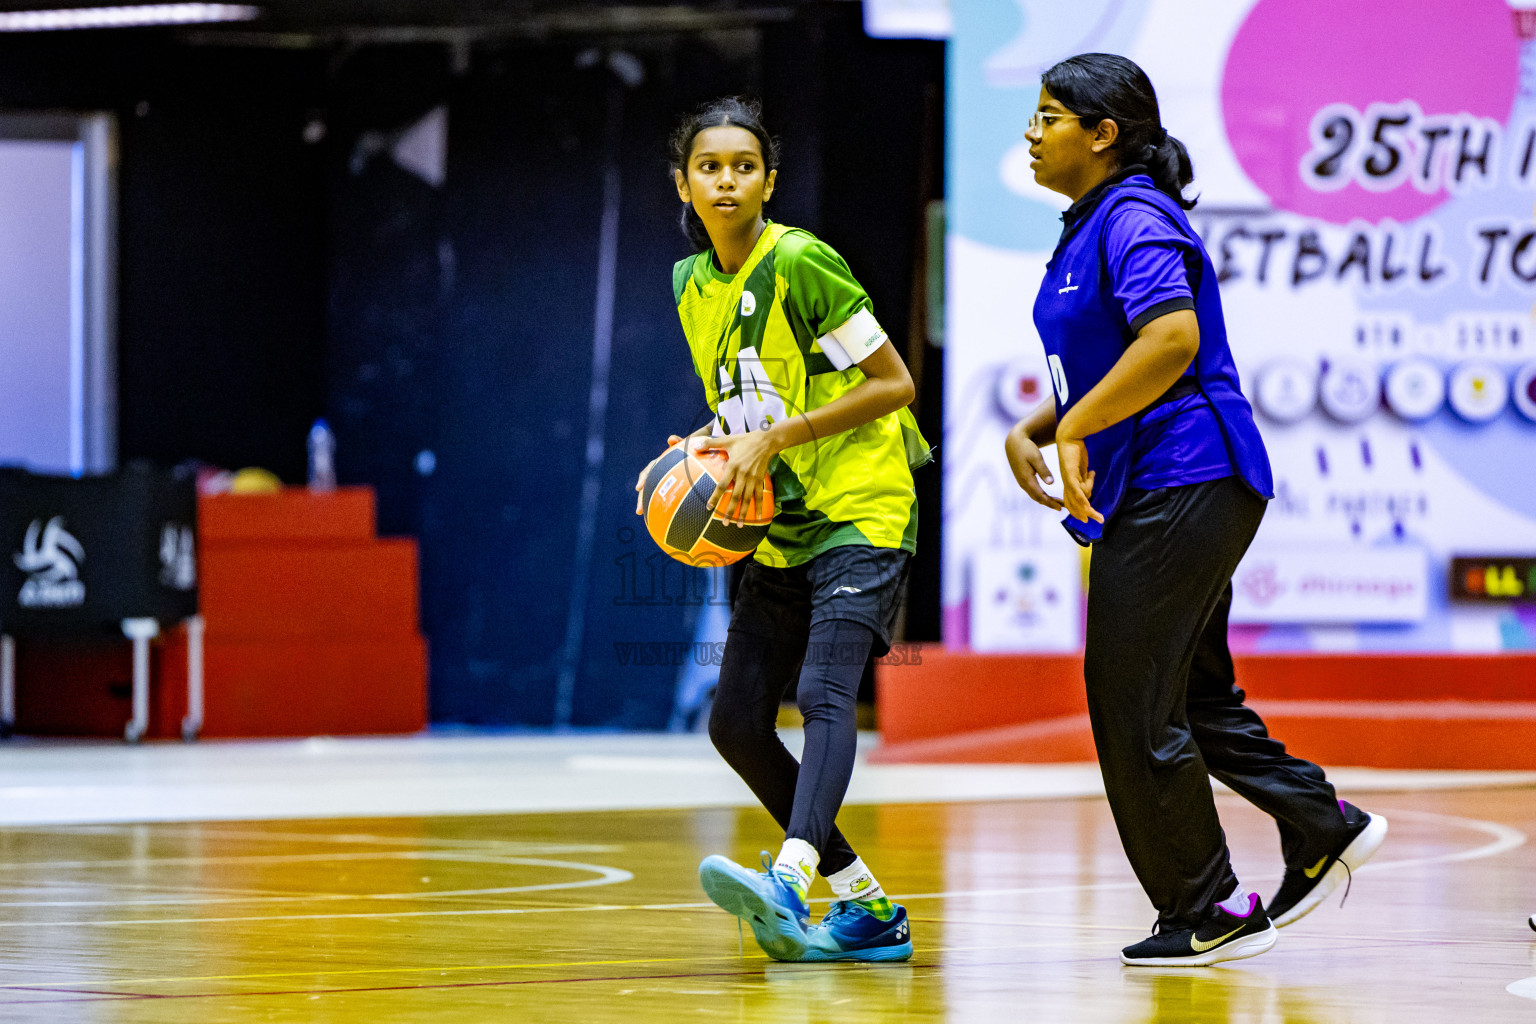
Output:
top-left (1028, 111), bottom-right (1082, 133)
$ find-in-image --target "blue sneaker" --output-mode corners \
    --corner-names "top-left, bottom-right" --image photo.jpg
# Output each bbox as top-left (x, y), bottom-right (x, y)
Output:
top-left (802, 900), bottom-right (914, 962)
top-left (698, 854), bottom-right (810, 961)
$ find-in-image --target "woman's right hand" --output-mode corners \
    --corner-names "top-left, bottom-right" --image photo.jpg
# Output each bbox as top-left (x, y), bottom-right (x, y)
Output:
top-left (1004, 424), bottom-right (1064, 512)
top-left (635, 435), bottom-right (686, 514)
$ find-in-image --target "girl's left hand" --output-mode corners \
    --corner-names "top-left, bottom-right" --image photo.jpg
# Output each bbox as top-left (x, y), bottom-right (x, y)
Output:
top-left (1056, 437), bottom-right (1103, 525)
top-left (703, 430), bottom-right (776, 523)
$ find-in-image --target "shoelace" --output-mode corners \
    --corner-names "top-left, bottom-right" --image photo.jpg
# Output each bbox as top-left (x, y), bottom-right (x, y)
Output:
top-left (823, 901), bottom-right (854, 923)
top-left (1288, 853), bottom-right (1355, 910)
top-left (734, 852), bottom-right (781, 958)
top-left (758, 851), bottom-right (803, 897)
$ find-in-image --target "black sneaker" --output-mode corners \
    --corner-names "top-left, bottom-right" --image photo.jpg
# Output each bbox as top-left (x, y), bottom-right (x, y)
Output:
top-left (1269, 800), bottom-right (1389, 928)
top-left (1120, 893), bottom-right (1277, 967)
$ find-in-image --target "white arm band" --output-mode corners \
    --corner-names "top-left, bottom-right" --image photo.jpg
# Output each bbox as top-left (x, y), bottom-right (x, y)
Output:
top-left (815, 307), bottom-right (888, 370)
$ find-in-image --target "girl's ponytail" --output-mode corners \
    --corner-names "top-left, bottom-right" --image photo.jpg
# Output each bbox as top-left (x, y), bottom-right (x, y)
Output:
top-left (1139, 131), bottom-right (1196, 211)
top-left (680, 203), bottom-right (712, 250)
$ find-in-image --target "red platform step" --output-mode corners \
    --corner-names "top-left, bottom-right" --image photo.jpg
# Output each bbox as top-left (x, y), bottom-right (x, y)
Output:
top-left (13, 487), bottom-right (428, 740)
top-left (873, 649), bottom-right (1536, 770)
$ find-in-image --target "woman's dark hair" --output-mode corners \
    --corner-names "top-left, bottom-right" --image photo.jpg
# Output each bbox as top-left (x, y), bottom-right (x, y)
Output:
top-left (1041, 53), bottom-right (1196, 210)
top-left (668, 96), bottom-right (781, 250)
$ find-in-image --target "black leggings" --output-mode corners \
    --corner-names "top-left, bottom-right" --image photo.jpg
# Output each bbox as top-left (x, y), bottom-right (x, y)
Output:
top-left (708, 547), bottom-right (908, 877)
top-left (709, 615), bottom-right (870, 876)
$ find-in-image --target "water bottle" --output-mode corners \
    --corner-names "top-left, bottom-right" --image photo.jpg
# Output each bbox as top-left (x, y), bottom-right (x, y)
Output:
top-left (307, 418), bottom-right (337, 493)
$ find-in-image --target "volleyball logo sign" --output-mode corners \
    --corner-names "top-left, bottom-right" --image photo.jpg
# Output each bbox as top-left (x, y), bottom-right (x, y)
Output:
top-left (13, 516), bottom-right (86, 609)
top-left (158, 524), bottom-right (197, 591)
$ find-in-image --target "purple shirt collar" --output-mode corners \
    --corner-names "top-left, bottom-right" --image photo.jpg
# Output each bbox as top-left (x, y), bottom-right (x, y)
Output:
top-left (1059, 164), bottom-right (1151, 235)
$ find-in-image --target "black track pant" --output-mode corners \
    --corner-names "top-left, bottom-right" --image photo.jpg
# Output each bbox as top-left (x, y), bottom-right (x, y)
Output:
top-left (1085, 476), bottom-right (1349, 930)
top-left (707, 547), bottom-right (908, 878)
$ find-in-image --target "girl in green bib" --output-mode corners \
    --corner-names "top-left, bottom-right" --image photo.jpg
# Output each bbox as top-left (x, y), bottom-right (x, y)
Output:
top-left (636, 97), bottom-right (927, 962)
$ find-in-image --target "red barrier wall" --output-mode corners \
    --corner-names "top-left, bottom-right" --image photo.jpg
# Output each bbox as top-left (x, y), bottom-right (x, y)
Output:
top-left (874, 649), bottom-right (1536, 770)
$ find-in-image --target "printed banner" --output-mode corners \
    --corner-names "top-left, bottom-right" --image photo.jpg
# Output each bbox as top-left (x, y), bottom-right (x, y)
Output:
top-left (945, 0), bottom-right (1536, 653)
top-left (1230, 548), bottom-right (1429, 625)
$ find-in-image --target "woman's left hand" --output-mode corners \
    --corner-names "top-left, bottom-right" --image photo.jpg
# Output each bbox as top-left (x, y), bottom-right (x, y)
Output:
top-left (1056, 436), bottom-right (1103, 525)
top-left (702, 430), bottom-right (777, 523)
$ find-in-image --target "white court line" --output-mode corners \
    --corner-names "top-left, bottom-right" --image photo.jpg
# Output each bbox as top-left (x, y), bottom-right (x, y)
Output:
top-left (110, 827), bottom-right (622, 855)
top-left (0, 807), bottom-right (1518, 926)
top-left (0, 850), bottom-right (609, 871)
top-left (3, 878), bottom-right (333, 901)
top-left (1349, 808), bottom-right (1526, 872)
top-left (0, 857), bottom-right (635, 908)
top-left (0, 899), bottom-right (648, 929)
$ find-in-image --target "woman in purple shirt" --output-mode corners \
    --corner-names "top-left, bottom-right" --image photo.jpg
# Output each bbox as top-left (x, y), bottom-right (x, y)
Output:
top-left (1004, 53), bottom-right (1388, 967)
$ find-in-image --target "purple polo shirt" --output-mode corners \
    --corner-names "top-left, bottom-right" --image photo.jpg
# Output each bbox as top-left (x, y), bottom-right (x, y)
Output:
top-left (1103, 202), bottom-right (1233, 490)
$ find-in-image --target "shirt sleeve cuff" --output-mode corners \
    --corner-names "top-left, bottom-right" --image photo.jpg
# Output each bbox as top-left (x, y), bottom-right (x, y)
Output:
top-left (816, 307), bottom-right (887, 370)
top-left (1128, 296), bottom-right (1195, 335)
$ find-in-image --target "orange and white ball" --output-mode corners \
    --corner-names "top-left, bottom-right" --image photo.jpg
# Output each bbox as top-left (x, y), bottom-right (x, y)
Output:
top-left (641, 442), bottom-right (774, 566)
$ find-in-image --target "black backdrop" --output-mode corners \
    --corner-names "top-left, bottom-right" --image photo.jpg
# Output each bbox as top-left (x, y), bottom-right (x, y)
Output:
top-left (0, 5), bottom-right (943, 727)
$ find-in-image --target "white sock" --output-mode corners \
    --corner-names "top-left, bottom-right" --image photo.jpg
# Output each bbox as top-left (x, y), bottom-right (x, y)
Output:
top-left (773, 838), bottom-right (819, 899)
top-left (1217, 884), bottom-right (1257, 918)
top-left (827, 857), bottom-right (887, 903)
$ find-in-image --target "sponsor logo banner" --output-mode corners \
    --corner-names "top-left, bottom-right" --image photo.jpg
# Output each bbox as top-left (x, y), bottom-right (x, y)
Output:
top-left (969, 546), bottom-right (1081, 652)
top-left (1232, 547), bottom-right (1428, 624)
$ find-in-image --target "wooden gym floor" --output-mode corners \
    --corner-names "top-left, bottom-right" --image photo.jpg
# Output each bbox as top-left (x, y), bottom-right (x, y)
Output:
top-left (0, 785), bottom-right (1532, 1022)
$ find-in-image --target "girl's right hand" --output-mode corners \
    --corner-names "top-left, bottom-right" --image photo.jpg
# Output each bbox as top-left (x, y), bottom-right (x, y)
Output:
top-left (635, 435), bottom-right (686, 514)
top-left (1004, 426), bottom-right (1064, 512)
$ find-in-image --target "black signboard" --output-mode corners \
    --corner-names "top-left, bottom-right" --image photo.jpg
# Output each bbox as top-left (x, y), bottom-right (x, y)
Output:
top-left (0, 463), bottom-right (198, 637)
top-left (1449, 556), bottom-right (1536, 604)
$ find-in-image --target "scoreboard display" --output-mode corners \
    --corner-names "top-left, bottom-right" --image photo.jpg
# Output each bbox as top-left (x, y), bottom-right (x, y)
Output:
top-left (1451, 558), bottom-right (1536, 604)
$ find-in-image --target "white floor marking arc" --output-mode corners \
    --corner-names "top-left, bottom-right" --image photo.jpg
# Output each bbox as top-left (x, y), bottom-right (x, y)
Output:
top-left (0, 807), bottom-right (1518, 928)
top-left (0, 857), bottom-right (635, 908)
top-left (0, 858), bottom-right (634, 921)
top-left (1347, 808), bottom-right (1526, 873)
top-left (0, 849), bottom-right (609, 871)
